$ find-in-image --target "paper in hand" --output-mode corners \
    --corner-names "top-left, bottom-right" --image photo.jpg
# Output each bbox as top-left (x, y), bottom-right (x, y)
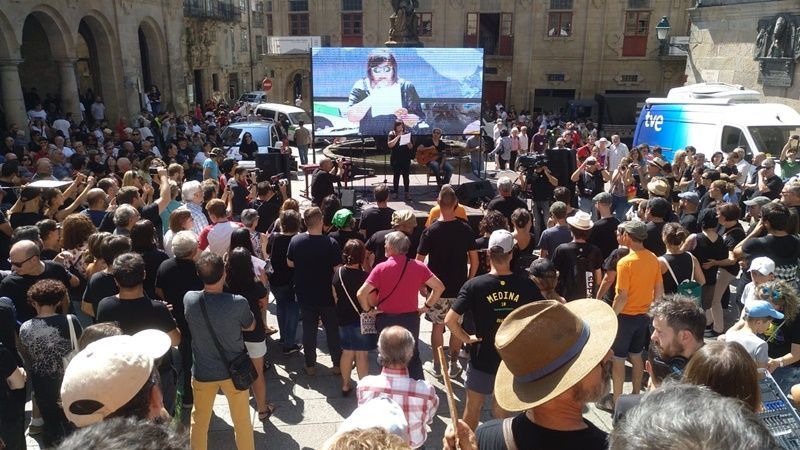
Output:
top-left (370, 83), bottom-right (403, 116)
top-left (399, 133), bottom-right (411, 145)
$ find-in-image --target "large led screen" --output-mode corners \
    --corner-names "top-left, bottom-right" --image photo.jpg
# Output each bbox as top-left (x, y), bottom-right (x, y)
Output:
top-left (311, 47), bottom-right (484, 137)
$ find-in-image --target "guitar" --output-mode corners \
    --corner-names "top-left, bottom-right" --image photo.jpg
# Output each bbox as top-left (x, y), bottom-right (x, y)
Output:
top-left (415, 146), bottom-right (439, 165)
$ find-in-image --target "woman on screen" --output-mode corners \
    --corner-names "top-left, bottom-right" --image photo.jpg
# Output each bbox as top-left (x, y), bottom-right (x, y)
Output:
top-left (388, 120), bottom-right (413, 200)
top-left (346, 49), bottom-right (424, 136)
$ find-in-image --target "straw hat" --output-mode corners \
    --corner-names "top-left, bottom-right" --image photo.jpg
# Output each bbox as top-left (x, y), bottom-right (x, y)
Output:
top-left (493, 299), bottom-right (617, 411)
top-left (566, 211), bottom-right (593, 230)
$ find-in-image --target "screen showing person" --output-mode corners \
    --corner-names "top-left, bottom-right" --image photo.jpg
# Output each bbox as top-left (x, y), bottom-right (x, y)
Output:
top-left (311, 47), bottom-right (484, 137)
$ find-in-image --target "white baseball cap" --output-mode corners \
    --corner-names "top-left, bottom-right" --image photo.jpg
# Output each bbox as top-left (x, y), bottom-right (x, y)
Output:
top-left (61, 330), bottom-right (171, 427)
top-left (748, 257), bottom-right (775, 276)
top-left (489, 229), bottom-right (515, 253)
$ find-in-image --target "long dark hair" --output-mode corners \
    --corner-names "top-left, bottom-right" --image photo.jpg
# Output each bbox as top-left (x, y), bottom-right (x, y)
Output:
top-left (226, 246), bottom-right (256, 293)
top-left (130, 219), bottom-right (157, 252)
top-left (228, 227), bottom-right (254, 255)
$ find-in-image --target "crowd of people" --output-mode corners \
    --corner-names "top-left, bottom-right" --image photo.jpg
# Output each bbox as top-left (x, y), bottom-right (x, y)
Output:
top-left (0, 95), bottom-right (799, 450)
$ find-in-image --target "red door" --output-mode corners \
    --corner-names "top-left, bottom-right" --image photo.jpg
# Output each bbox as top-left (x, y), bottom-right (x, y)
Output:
top-left (484, 81), bottom-right (507, 106)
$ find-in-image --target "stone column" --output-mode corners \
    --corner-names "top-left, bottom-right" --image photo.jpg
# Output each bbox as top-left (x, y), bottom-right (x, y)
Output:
top-left (56, 59), bottom-right (82, 120)
top-left (0, 59), bottom-right (28, 132)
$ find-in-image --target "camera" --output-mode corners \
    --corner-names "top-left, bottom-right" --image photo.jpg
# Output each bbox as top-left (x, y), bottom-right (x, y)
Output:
top-left (517, 154), bottom-right (548, 170)
top-left (148, 166), bottom-right (160, 175)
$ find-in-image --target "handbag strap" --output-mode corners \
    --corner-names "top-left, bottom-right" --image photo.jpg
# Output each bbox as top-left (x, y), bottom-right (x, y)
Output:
top-left (65, 314), bottom-right (78, 351)
top-left (198, 293), bottom-right (231, 366)
top-left (339, 266), bottom-right (361, 315)
top-left (663, 255), bottom-right (680, 287)
top-left (502, 417), bottom-right (518, 450)
top-left (376, 257), bottom-right (410, 307)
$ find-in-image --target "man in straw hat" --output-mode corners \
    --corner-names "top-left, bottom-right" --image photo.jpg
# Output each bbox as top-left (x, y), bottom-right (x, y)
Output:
top-left (444, 229), bottom-right (543, 430)
top-left (469, 299), bottom-right (617, 449)
top-left (552, 211), bottom-right (602, 301)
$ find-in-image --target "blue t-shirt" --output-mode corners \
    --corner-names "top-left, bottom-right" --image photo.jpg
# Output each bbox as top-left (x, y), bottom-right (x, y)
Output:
top-left (202, 158), bottom-right (219, 179)
top-left (538, 224), bottom-right (573, 257)
top-left (183, 290), bottom-right (254, 382)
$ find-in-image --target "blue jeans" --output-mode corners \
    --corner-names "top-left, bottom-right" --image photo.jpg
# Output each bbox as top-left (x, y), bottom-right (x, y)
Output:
top-left (469, 151), bottom-right (482, 176)
top-left (427, 160), bottom-right (453, 185)
top-left (578, 196), bottom-right (594, 215)
top-left (612, 195), bottom-right (629, 222)
top-left (532, 199), bottom-right (551, 242)
top-left (271, 284), bottom-right (299, 349)
top-left (297, 144), bottom-right (309, 166)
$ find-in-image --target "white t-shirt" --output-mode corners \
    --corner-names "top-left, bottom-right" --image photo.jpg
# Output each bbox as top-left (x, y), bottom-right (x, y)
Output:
top-left (28, 109), bottom-right (47, 122)
top-left (52, 119), bottom-right (71, 138)
top-left (725, 330), bottom-right (769, 366)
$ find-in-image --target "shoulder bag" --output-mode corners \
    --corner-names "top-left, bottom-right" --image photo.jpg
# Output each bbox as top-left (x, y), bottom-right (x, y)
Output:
top-left (664, 253), bottom-right (702, 306)
top-left (339, 267), bottom-right (377, 334)
top-left (198, 293), bottom-right (257, 391)
top-left (374, 257), bottom-right (410, 309)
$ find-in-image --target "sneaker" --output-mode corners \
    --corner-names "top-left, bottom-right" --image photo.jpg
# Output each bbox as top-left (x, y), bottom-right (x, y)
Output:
top-left (423, 362), bottom-right (443, 378)
top-left (282, 344), bottom-right (303, 356)
top-left (448, 362), bottom-right (463, 379)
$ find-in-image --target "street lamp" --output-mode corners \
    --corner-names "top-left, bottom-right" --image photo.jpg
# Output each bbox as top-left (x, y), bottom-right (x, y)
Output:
top-left (655, 16), bottom-right (689, 53)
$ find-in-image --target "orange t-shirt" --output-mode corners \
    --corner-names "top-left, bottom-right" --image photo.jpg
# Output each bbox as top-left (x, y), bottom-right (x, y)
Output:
top-left (425, 204), bottom-right (468, 227)
top-left (615, 248), bottom-right (662, 315)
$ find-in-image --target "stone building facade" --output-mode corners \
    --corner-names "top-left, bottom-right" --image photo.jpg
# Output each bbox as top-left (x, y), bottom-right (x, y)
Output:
top-left (0, 0), bottom-right (186, 131)
top-left (258, 0), bottom-right (690, 134)
top-left (686, 0), bottom-right (800, 110)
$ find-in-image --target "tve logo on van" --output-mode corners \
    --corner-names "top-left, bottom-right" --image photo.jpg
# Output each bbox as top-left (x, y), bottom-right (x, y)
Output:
top-left (644, 111), bottom-right (664, 132)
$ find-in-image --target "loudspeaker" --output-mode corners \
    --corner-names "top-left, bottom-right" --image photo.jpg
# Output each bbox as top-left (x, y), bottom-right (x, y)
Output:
top-left (255, 153), bottom-right (291, 180)
top-left (545, 149), bottom-right (576, 189)
top-left (456, 180), bottom-right (495, 207)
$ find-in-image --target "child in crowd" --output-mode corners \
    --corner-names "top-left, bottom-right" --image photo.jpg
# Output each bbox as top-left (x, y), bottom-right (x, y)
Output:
top-left (740, 256), bottom-right (776, 306)
top-left (724, 300), bottom-right (783, 369)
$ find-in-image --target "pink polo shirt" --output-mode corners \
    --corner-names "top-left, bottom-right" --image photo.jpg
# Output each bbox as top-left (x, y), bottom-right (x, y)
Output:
top-left (366, 255), bottom-right (433, 314)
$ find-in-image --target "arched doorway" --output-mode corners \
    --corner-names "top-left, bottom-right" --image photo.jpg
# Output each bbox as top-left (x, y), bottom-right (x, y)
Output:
top-left (20, 14), bottom-right (63, 112)
top-left (78, 14), bottom-right (121, 124)
top-left (286, 70), bottom-right (310, 106)
top-left (138, 19), bottom-right (167, 111)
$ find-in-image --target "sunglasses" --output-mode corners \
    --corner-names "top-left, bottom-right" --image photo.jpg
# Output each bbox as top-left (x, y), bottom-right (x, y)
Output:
top-left (8, 254), bottom-right (35, 268)
top-left (371, 66), bottom-right (393, 74)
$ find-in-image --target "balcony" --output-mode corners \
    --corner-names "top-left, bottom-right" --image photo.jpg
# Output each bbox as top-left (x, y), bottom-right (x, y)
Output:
top-left (184, 0), bottom-right (242, 22)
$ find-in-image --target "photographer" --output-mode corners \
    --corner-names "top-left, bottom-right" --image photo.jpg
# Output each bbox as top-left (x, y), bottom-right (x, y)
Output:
top-left (518, 154), bottom-right (558, 241)
top-left (310, 157), bottom-right (344, 206)
top-left (570, 156), bottom-right (610, 215)
top-left (780, 134), bottom-right (800, 181)
top-left (228, 167), bottom-right (256, 219)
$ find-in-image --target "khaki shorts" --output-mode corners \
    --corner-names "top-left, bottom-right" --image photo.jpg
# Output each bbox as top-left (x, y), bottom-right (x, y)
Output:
top-left (425, 297), bottom-right (455, 324)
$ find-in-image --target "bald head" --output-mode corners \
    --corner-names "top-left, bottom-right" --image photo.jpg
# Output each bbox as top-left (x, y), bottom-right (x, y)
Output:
top-left (320, 158), bottom-right (333, 171)
top-left (117, 158), bottom-right (131, 172)
top-left (377, 326), bottom-right (415, 368)
top-left (86, 188), bottom-right (108, 209)
top-left (9, 240), bottom-right (41, 274)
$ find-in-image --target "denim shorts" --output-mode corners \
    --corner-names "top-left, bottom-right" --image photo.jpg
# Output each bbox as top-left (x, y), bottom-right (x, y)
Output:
top-left (465, 363), bottom-right (495, 395)
top-left (339, 324), bottom-right (377, 351)
top-left (611, 314), bottom-right (650, 358)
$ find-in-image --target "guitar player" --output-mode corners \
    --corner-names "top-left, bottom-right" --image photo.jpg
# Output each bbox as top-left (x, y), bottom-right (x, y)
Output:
top-left (417, 128), bottom-right (453, 186)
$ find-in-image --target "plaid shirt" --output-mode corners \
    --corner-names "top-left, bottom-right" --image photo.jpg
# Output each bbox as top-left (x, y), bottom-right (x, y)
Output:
top-left (357, 367), bottom-right (439, 448)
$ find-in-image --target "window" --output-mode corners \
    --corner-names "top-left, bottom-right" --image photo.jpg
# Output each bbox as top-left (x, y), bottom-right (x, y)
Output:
top-left (290, 13), bottom-right (309, 35)
top-left (265, 1), bottom-right (273, 35)
top-left (547, 0), bottom-right (573, 37)
top-left (241, 30), bottom-right (248, 53)
top-left (463, 12), bottom-right (513, 56)
top-left (267, 14), bottom-right (273, 35)
top-left (342, 0), bottom-right (361, 10)
top-left (619, 74), bottom-right (639, 82)
top-left (289, 0), bottom-right (307, 12)
top-left (256, 35), bottom-right (264, 55)
top-left (721, 126), bottom-right (746, 152)
top-left (627, 0), bottom-right (651, 8)
top-left (417, 12), bottom-right (432, 37)
top-left (342, 12), bottom-right (363, 45)
top-left (622, 11), bottom-right (650, 56)
top-left (549, 0), bottom-right (573, 9)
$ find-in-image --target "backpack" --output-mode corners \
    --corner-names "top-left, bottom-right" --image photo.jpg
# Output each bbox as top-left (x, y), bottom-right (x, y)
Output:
top-left (664, 253), bottom-right (702, 305)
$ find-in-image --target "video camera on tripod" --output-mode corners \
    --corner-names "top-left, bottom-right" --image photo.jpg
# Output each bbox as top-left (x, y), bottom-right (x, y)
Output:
top-left (516, 154), bottom-right (549, 198)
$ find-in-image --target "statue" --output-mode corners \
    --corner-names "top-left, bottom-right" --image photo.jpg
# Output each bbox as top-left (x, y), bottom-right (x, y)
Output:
top-left (753, 14), bottom-right (800, 87)
top-left (387, 0), bottom-right (422, 47)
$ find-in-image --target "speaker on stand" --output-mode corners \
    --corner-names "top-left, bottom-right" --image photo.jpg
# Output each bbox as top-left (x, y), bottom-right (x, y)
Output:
top-left (255, 152), bottom-right (293, 199)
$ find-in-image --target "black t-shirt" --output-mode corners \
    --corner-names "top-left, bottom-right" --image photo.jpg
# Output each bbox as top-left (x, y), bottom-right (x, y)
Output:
top-left (476, 413), bottom-right (608, 450)
top-left (83, 271), bottom-right (118, 317)
top-left (511, 233), bottom-right (538, 276)
top-left (287, 233), bottom-right (342, 306)
top-left (588, 216), bottom-right (620, 261)
top-left (767, 317), bottom-right (800, 365)
top-left (644, 221), bottom-right (667, 256)
top-left (487, 195), bottom-right (528, 222)
top-left (0, 211), bottom-right (10, 271)
top-left (576, 170), bottom-right (605, 198)
top-left (661, 252), bottom-right (694, 295)
top-left (417, 220), bottom-right (477, 297)
top-left (680, 212), bottom-right (700, 234)
top-left (452, 274), bottom-right (541, 372)
top-left (310, 169), bottom-right (338, 205)
top-left (10, 211), bottom-right (44, 228)
top-left (141, 203), bottom-right (164, 247)
top-left (692, 233), bottom-right (728, 284)
top-left (96, 295), bottom-right (177, 336)
top-left (329, 229), bottom-right (365, 251)
top-left (40, 248), bottom-right (59, 260)
top-left (332, 267), bottom-right (369, 326)
top-left (742, 234), bottom-right (800, 285)
top-left (552, 242), bottom-right (603, 301)
top-left (226, 282), bottom-right (268, 342)
top-left (474, 236), bottom-right (491, 277)
top-left (366, 229), bottom-right (420, 267)
top-left (231, 183), bottom-right (250, 217)
top-left (266, 233), bottom-right (295, 287)
top-left (155, 257), bottom-right (203, 331)
top-left (527, 170), bottom-right (555, 201)
top-left (359, 206), bottom-right (394, 240)
top-left (139, 248), bottom-right (169, 300)
top-left (0, 261), bottom-right (72, 323)
top-left (720, 224), bottom-right (745, 276)
top-left (602, 247), bottom-right (630, 303)
top-left (250, 196), bottom-right (281, 234)
top-left (757, 175), bottom-right (784, 200)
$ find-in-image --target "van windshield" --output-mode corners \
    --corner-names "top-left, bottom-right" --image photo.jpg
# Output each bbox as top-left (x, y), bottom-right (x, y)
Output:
top-left (289, 111), bottom-right (312, 123)
top-left (749, 126), bottom-right (800, 155)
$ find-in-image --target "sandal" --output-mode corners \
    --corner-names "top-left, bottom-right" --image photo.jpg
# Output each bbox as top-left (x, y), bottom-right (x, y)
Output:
top-left (258, 403), bottom-right (276, 421)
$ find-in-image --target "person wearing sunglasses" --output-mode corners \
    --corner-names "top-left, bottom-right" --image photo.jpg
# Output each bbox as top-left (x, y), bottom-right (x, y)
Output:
top-left (347, 49), bottom-right (424, 136)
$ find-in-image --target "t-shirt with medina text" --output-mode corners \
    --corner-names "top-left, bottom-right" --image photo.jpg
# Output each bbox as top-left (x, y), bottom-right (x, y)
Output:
top-left (452, 274), bottom-right (542, 373)
top-left (417, 219), bottom-right (477, 297)
top-left (552, 242), bottom-right (602, 301)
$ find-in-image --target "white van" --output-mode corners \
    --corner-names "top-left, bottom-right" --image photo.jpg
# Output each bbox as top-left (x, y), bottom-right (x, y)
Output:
top-left (254, 103), bottom-right (313, 142)
top-left (633, 83), bottom-right (800, 162)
